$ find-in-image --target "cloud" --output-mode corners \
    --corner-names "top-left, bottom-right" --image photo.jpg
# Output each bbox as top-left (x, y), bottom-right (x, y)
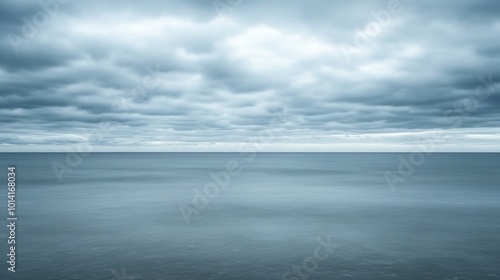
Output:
top-left (0, 0), bottom-right (499, 151)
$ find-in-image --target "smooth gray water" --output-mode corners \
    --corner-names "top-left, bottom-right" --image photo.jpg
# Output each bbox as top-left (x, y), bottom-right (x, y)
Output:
top-left (0, 153), bottom-right (499, 280)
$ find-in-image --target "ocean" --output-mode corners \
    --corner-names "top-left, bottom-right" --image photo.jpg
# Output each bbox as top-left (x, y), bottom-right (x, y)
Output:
top-left (0, 153), bottom-right (499, 280)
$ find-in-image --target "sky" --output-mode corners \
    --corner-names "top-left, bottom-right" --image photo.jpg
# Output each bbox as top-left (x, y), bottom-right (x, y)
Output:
top-left (0, 0), bottom-right (499, 152)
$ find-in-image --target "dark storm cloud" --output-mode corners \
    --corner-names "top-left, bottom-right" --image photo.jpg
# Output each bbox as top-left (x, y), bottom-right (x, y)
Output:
top-left (0, 0), bottom-right (499, 151)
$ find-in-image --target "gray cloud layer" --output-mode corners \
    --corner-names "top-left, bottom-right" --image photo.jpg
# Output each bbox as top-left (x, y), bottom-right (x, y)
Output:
top-left (1, 0), bottom-right (499, 151)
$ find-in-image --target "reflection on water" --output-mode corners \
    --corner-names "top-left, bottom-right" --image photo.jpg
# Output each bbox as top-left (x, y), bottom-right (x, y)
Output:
top-left (0, 153), bottom-right (499, 279)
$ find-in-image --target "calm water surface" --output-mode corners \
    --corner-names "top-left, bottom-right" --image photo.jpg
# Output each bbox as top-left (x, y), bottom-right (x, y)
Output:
top-left (0, 153), bottom-right (499, 280)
